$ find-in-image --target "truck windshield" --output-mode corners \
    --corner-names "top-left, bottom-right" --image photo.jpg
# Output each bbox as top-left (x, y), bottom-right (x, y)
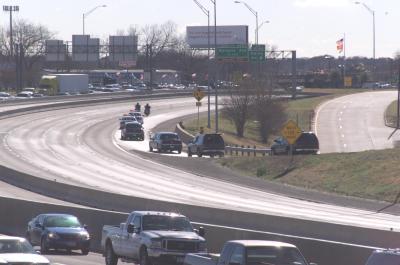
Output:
top-left (246, 247), bottom-right (308, 265)
top-left (142, 215), bottom-right (193, 231)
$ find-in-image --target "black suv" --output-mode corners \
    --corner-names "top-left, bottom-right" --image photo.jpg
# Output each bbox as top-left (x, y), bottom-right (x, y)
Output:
top-left (121, 121), bottom-right (144, 141)
top-left (188, 133), bottom-right (225, 157)
top-left (271, 132), bottom-right (319, 155)
top-left (149, 132), bottom-right (183, 153)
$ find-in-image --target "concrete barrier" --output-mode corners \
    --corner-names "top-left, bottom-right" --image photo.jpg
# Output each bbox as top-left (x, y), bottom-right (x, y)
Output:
top-left (175, 122), bottom-right (195, 144)
top-left (0, 164), bottom-right (398, 251)
top-left (0, 195), bottom-right (376, 265)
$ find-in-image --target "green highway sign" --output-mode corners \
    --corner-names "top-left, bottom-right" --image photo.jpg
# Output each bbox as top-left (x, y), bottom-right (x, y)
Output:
top-left (249, 50), bottom-right (265, 62)
top-left (216, 46), bottom-right (249, 61)
top-left (249, 44), bottom-right (266, 62)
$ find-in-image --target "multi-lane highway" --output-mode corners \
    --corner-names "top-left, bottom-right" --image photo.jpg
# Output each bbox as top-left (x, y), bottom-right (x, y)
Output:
top-left (316, 91), bottom-right (399, 153)
top-left (1, 96), bottom-right (400, 234)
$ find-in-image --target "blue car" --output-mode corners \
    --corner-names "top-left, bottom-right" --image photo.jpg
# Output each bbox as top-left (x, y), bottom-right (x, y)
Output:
top-left (26, 213), bottom-right (90, 255)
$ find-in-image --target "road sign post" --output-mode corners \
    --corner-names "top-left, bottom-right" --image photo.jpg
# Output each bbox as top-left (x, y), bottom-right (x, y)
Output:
top-left (281, 120), bottom-right (302, 162)
top-left (194, 88), bottom-right (205, 130)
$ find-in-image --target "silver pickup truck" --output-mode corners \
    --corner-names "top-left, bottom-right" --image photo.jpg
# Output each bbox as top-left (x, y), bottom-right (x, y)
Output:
top-left (101, 211), bottom-right (207, 265)
top-left (184, 240), bottom-right (314, 265)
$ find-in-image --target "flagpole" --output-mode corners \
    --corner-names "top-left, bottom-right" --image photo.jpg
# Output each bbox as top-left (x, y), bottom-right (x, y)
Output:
top-left (343, 33), bottom-right (346, 88)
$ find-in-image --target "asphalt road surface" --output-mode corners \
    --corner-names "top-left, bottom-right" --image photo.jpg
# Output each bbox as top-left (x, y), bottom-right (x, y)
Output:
top-left (316, 91), bottom-right (399, 153)
top-left (44, 251), bottom-right (104, 265)
top-left (1, 97), bottom-right (400, 232)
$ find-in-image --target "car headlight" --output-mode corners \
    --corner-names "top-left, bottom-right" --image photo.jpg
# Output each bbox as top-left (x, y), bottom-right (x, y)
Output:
top-left (198, 241), bottom-right (207, 252)
top-left (150, 238), bottom-right (162, 249)
top-left (80, 232), bottom-right (90, 240)
top-left (47, 232), bottom-right (59, 239)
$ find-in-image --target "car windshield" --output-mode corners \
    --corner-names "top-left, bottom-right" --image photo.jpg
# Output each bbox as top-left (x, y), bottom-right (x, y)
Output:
top-left (246, 247), bottom-right (308, 265)
top-left (44, 215), bottom-right (81, 228)
top-left (0, 239), bottom-right (35, 254)
top-left (160, 134), bottom-right (179, 140)
top-left (142, 215), bottom-right (193, 231)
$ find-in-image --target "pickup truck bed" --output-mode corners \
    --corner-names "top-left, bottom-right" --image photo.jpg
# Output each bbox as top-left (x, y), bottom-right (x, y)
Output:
top-left (183, 253), bottom-right (220, 265)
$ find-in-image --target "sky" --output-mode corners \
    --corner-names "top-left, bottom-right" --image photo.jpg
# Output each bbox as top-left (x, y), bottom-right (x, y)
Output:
top-left (1, 0), bottom-right (399, 58)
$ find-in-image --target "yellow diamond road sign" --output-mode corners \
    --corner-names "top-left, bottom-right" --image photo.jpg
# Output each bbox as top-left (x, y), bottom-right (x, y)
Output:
top-left (281, 120), bottom-right (302, 145)
top-left (193, 89), bottom-right (205, 101)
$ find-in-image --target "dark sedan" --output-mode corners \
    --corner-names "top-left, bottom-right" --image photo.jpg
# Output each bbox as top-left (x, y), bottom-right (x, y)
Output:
top-left (26, 213), bottom-right (90, 255)
top-left (149, 132), bottom-right (183, 153)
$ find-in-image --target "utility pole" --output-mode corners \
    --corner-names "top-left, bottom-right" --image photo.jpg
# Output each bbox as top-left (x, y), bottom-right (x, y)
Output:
top-left (210, 0), bottom-right (218, 133)
top-left (3, 5), bottom-right (19, 58)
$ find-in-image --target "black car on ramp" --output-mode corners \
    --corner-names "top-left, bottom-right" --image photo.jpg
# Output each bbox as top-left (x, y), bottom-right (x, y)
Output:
top-left (271, 132), bottom-right (319, 155)
top-left (149, 132), bottom-right (183, 153)
top-left (187, 133), bottom-right (225, 157)
top-left (26, 213), bottom-right (90, 255)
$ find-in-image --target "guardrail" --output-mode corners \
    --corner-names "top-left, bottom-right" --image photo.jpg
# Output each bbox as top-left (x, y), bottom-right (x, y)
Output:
top-left (225, 145), bottom-right (271, 156)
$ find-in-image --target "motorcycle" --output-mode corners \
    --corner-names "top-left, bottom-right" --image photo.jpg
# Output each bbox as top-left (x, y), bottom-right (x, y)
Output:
top-left (135, 104), bottom-right (141, 112)
top-left (144, 106), bottom-right (150, 116)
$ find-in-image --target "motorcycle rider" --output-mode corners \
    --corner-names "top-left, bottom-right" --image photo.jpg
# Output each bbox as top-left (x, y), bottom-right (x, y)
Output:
top-left (144, 103), bottom-right (151, 115)
top-left (135, 102), bottom-right (141, 112)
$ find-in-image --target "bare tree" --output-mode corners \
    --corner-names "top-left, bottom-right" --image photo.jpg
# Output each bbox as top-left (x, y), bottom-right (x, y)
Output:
top-left (140, 21), bottom-right (179, 55)
top-left (0, 19), bottom-right (53, 86)
top-left (222, 76), bottom-right (254, 137)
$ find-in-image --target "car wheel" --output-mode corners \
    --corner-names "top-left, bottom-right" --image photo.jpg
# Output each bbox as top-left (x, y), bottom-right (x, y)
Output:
top-left (149, 146), bottom-right (153, 152)
top-left (140, 247), bottom-right (152, 265)
top-left (81, 248), bottom-right (90, 255)
top-left (178, 149), bottom-right (182, 154)
top-left (197, 151), bottom-right (203, 157)
top-left (219, 153), bottom-right (224, 158)
top-left (188, 149), bottom-right (192, 157)
top-left (105, 243), bottom-right (118, 265)
top-left (210, 154), bottom-right (214, 158)
top-left (40, 238), bottom-right (49, 254)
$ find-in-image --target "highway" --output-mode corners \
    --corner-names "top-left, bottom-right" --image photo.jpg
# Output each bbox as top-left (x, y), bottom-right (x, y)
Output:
top-left (44, 251), bottom-right (104, 265)
top-left (1, 96), bottom-right (400, 234)
top-left (316, 91), bottom-right (399, 153)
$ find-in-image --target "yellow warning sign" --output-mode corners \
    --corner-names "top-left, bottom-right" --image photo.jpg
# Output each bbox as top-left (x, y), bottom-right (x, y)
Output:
top-left (281, 120), bottom-right (302, 145)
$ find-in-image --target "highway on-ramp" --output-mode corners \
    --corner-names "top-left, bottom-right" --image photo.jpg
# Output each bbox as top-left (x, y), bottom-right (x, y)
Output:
top-left (316, 91), bottom-right (399, 153)
top-left (1, 97), bottom-right (400, 236)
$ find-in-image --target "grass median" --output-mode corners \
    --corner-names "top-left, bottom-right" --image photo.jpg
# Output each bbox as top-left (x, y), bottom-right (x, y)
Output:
top-left (217, 149), bottom-right (400, 202)
top-left (385, 100), bottom-right (398, 127)
top-left (182, 88), bottom-right (400, 202)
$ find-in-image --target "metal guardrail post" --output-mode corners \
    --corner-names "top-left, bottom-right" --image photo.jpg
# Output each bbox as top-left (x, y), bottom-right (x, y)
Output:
top-left (247, 146), bottom-right (250, 156)
top-left (235, 145), bottom-right (238, 156)
top-left (241, 145), bottom-right (244, 156)
top-left (254, 145), bottom-right (256, 157)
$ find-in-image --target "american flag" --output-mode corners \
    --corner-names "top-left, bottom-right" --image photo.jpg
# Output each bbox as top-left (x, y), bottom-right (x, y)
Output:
top-left (336, 38), bottom-right (344, 53)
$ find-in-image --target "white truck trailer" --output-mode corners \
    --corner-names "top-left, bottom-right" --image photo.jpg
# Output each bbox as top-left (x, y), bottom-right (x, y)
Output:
top-left (39, 74), bottom-right (89, 95)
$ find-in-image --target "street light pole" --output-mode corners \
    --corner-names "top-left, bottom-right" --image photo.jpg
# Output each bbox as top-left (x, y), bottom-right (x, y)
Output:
top-left (355, 1), bottom-right (375, 78)
top-left (193, 0), bottom-right (211, 129)
top-left (234, 1), bottom-right (258, 44)
top-left (256, 20), bottom-right (269, 43)
top-left (210, 0), bottom-right (218, 133)
top-left (83, 5), bottom-right (107, 35)
top-left (3, 5), bottom-right (19, 57)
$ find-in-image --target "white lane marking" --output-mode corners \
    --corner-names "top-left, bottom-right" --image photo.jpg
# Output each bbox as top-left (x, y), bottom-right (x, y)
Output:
top-left (344, 144), bottom-right (347, 148)
top-left (341, 134), bottom-right (345, 138)
top-left (339, 118), bottom-right (342, 121)
top-left (340, 111), bottom-right (343, 115)
top-left (339, 125), bottom-right (343, 129)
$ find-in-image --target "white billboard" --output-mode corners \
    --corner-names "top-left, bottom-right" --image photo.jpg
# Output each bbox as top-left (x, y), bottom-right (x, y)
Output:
top-left (109, 35), bottom-right (138, 65)
top-left (72, 35), bottom-right (100, 62)
top-left (45, 40), bottom-right (66, 61)
top-left (186, 25), bottom-right (248, 48)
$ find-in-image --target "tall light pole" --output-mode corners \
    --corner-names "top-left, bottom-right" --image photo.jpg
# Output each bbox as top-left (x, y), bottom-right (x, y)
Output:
top-left (234, 1), bottom-right (258, 44)
top-left (256, 20), bottom-right (269, 43)
top-left (83, 5), bottom-right (107, 35)
top-left (355, 1), bottom-right (375, 78)
top-left (210, 0), bottom-right (218, 133)
top-left (193, 0), bottom-right (211, 129)
top-left (3, 5), bottom-right (19, 57)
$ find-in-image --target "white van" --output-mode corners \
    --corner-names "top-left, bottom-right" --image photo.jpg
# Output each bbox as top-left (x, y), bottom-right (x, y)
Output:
top-left (365, 249), bottom-right (400, 265)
